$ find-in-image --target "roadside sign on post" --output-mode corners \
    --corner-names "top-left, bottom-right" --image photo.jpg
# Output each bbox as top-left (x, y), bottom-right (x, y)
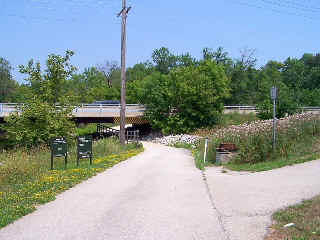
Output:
top-left (51, 137), bottom-right (68, 170)
top-left (271, 86), bottom-right (278, 152)
top-left (271, 86), bottom-right (278, 100)
top-left (77, 135), bottom-right (93, 166)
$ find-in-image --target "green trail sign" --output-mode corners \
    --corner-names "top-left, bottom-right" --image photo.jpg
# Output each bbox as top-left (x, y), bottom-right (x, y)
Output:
top-left (50, 137), bottom-right (68, 170)
top-left (77, 135), bottom-right (93, 166)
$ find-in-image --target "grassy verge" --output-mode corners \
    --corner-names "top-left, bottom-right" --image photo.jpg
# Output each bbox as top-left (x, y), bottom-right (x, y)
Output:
top-left (194, 113), bottom-right (320, 172)
top-left (187, 113), bottom-right (257, 170)
top-left (265, 195), bottom-right (320, 240)
top-left (226, 152), bottom-right (320, 172)
top-left (0, 138), bottom-right (143, 228)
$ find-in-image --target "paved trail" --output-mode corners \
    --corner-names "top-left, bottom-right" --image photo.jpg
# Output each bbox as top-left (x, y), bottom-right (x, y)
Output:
top-left (0, 143), bottom-right (226, 240)
top-left (1, 142), bottom-right (319, 240)
top-left (205, 159), bottom-right (320, 240)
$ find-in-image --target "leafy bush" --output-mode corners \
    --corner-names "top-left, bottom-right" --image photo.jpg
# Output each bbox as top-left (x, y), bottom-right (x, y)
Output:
top-left (256, 84), bottom-right (301, 120)
top-left (76, 123), bottom-right (98, 136)
top-left (128, 60), bottom-right (230, 134)
top-left (2, 97), bottom-right (75, 148)
top-left (1, 51), bottom-right (78, 148)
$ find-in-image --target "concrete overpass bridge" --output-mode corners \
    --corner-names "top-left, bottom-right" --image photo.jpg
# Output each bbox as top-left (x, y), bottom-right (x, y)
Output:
top-left (0, 103), bottom-right (148, 125)
top-left (1, 104), bottom-right (320, 124)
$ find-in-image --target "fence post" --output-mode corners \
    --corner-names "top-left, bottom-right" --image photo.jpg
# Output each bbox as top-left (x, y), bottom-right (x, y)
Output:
top-left (204, 138), bottom-right (208, 164)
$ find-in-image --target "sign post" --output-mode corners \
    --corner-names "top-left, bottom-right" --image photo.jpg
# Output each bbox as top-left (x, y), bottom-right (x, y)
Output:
top-left (271, 86), bottom-right (278, 152)
top-left (204, 138), bottom-right (208, 164)
top-left (77, 135), bottom-right (93, 166)
top-left (50, 137), bottom-right (68, 170)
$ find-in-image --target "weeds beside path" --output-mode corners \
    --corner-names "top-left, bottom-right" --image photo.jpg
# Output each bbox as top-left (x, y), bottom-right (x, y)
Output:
top-left (0, 138), bottom-right (143, 228)
top-left (192, 113), bottom-right (320, 172)
top-left (265, 195), bottom-right (320, 240)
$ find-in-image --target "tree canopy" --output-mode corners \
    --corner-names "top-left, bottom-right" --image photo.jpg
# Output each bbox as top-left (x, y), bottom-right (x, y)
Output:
top-left (2, 47), bottom-right (320, 134)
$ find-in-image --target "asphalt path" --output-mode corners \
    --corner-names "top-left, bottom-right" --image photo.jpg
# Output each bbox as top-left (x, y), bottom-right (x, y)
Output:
top-left (0, 143), bottom-right (226, 240)
top-left (1, 142), bottom-right (319, 240)
top-left (205, 159), bottom-right (320, 240)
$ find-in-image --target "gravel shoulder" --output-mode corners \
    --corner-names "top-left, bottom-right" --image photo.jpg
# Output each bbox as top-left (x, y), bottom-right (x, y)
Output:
top-left (0, 142), bottom-right (226, 240)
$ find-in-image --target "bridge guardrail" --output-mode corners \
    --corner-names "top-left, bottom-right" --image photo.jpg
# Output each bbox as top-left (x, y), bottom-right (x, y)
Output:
top-left (224, 106), bottom-right (320, 112)
top-left (2, 104), bottom-right (320, 117)
top-left (224, 105), bottom-right (257, 111)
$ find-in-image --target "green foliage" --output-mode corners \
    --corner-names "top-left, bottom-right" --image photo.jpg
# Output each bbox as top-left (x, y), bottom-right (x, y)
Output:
top-left (203, 47), bottom-right (233, 67)
top-left (220, 112), bottom-right (258, 126)
top-left (2, 97), bottom-right (75, 147)
top-left (208, 114), bottom-right (320, 167)
top-left (2, 51), bottom-right (77, 147)
top-left (151, 47), bottom-right (179, 74)
top-left (0, 57), bottom-right (18, 102)
top-left (151, 47), bottom-right (196, 75)
top-left (68, 67), bottom-right (120, 103)
top-left (126, 62), bottom-right (154, 83)
top-left (19, 50), bottom-right (77, 104)
top-left (300, 89), bottom-right (320, 106)
top-left (129, 60), bottom-right (230, 134)
top-left (256, 86), bottom-right (301, 120)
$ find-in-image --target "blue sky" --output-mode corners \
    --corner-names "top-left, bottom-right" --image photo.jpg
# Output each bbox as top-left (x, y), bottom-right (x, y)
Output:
top-left (0, 0), bottom-right (319, 83)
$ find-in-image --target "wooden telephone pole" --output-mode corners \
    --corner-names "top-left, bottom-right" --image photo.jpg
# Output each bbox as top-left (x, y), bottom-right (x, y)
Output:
top-left (118, 0), bottom-right (131, 145)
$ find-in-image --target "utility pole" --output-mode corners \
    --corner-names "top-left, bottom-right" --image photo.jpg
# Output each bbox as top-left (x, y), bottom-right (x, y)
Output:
top-left (118, 0), bottom-right (131, 145)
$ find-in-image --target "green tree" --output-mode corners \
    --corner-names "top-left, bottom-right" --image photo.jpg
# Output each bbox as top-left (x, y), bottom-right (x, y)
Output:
top-left (68, 67), bottom-right (106, 102)
top-left (256, 61), bottom-right (301, 119)
top-left (97, 61), bottom-right (120, 88)
top-left (3, 97), bottom-right (75, 147)
top-left (151, 47), bottom-right (178, 74)
top-left (126, 62), bottom-right (154, 83)
top-left (202, 47), bottom-right (232, 67)
top-left (0, 57), bottom-right (18, 102)
top-left (19, 50), bottom-right (76, 104)
top-left (129, 60), bottom-right (230, 134)
top-left (2, 51), bottom-right (77, 147)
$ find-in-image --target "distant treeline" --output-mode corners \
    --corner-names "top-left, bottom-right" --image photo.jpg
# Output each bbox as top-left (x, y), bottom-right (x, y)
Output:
top-left (1, 47), bottom-right (320, 107)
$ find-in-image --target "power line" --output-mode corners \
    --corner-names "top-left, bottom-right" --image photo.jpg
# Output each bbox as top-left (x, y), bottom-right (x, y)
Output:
top-left (278, 0), bottom-right (320, 11)
top-left (228, 0), bottom-right (320, 21)
top-left (260, 0), bottom-right (320, 14)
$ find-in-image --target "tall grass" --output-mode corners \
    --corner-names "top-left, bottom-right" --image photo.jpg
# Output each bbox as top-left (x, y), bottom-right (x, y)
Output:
top-left (202, 113), bottom-right (320, 165)
top-left (0, 137), bottom-right (139, 193)
top-left (0, 138), bottom-right (143, 228)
